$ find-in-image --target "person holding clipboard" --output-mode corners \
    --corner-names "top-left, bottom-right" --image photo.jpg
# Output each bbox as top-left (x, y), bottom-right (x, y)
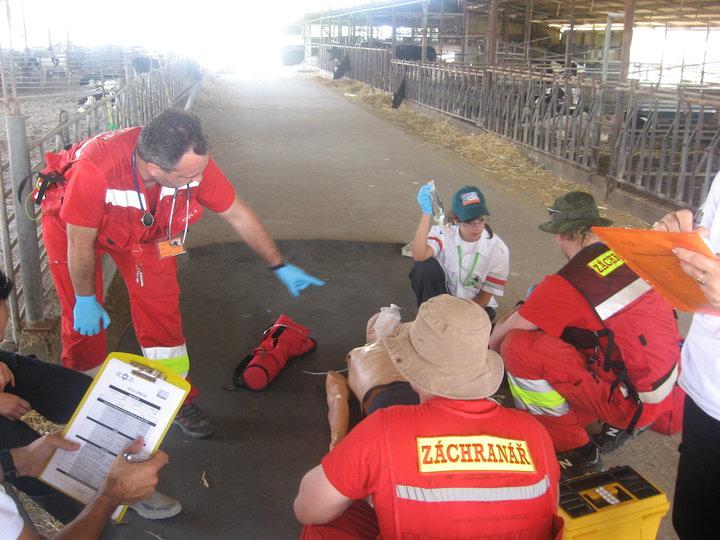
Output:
top-left (654, 172), bottom-right (720, 539)
top-left (1, 433), bottom-right (168, 539)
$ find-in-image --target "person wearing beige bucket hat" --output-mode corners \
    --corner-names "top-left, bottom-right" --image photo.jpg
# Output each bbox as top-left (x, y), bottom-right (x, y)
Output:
top-left (295, 295), bottom-right (562, 540)
top-left (489, 191), bottom-right (681, 479)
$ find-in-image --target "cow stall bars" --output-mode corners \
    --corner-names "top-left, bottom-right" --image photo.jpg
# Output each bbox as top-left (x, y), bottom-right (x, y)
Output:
top-left (316, 44), bottom-right (720, 213)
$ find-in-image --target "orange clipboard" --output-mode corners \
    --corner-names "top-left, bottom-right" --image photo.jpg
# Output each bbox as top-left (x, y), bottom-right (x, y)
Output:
top-left (593, 227), bottom-right (720, 315)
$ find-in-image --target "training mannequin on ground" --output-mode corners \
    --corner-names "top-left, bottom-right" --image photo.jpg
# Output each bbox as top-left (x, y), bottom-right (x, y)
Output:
top-left (410, 183), bottom-right (509, 321)
top-left (489, 191), bottom-right (681, 478)
top-left (298, 295), bottom-right (563, 540)
top-left (326, 307), bottom-right (418, 450)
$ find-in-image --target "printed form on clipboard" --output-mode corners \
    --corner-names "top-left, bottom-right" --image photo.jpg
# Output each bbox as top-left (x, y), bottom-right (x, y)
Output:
top-left (39, 352), bottom-right (189, 521)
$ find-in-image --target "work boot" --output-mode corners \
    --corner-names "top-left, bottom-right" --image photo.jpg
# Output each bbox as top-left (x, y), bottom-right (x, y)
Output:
top-left (557, 442), bottom-right (603, 480)
top-left (592, 423), bottom-right (648, 454)
top-left (130, 490), bottom-right (182, 520)
top-left (173, 403), bottom-right (214, 438)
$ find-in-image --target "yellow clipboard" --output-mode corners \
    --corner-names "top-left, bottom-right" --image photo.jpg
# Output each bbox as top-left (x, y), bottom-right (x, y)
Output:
top-left (39, 352), bottom-right (190, 522)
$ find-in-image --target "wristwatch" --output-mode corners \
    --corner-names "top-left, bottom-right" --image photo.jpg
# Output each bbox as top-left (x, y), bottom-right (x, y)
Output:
top-left (0, 449), bottom-right (17, 481)
top-left (268, 260), bottom-right (288, 271)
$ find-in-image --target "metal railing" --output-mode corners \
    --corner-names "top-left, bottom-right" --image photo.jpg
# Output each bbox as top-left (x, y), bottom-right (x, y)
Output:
top-left (317, 45), bottom-right (720, 214)
top-left (0, 45), bottom-right (141, 92)
top-left (0, 58), bottom-right (200, 342)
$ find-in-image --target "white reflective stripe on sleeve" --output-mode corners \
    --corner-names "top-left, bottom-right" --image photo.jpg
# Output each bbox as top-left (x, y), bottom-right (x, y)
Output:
top-left (595, 278), bottom-right (651, 320)
top-left (481, 282), bottom-right (504, 295)
top-left (396, 475), bottom-right (550, 503)
top-left (159, 181), bottom-right (201, 199)
top-left (105, 189), bottom-right (147, 210)
top-left (639, 363), bottom-right (679, 404)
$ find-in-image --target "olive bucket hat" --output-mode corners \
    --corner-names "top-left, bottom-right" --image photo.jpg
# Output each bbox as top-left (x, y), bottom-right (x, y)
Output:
top-left (538, 191), bottom-right (612, 234)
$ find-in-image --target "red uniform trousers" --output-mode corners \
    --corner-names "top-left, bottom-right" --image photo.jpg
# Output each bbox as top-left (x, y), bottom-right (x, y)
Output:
top-left (501, 329), bottom-right (655, 452)
top-left (42, 214), bottom-right (198, 401)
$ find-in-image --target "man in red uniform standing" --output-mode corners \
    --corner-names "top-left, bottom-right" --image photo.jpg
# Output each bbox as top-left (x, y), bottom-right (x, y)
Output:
top-left (295, 295), bottom-right (562, 539)
top-left (41, 110), bottom-right (324, 438)
top-left (489, 192), bottom-right (680, 478)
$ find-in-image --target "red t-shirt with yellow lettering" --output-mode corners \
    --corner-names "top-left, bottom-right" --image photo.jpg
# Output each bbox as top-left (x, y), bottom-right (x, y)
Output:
top-left (322, 398), bottom-right (560, 539)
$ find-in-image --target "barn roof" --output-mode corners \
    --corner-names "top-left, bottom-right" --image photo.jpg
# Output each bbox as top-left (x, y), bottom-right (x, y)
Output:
top-left (302, 0), bottom-right (720, 28)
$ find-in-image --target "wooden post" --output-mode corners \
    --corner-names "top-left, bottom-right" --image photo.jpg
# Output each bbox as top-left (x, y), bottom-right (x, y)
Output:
top-left (618, 0), bottom-right (635, 82)
top-left (391, 7), bottom-right (397, 59)
top-left (501, 0), bottom-right (509, 45)
top-left (564, 0), bottom-right (575, 73)
top-left (463, 4), bottom-right (470, 64)
top-left (421, 0), bottom-right (429, 62)
top-left (488, 0), bottom-right (499, 67)
top-left (524, 0), bottom-right (533, 64)
top-left (439, 0), bottom-right (445, 59)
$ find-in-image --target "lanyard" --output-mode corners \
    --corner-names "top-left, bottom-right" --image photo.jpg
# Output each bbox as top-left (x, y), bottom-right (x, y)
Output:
top-left (456, 246), bottom-right (480, 287)
top-left (131, 152), bottom-right (155, 227)
top-left (167, 185), bottom-right (190, 245)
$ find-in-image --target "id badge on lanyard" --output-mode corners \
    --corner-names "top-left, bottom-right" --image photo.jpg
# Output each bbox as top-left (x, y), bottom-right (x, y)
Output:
top-left (156, 186), bottom-right (190, 258)
top-left (456, 246), bottom-right (480, 288)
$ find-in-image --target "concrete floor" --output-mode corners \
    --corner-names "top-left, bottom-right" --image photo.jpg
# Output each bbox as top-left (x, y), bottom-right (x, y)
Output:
top-left (113, 69), bottom-right (680, 538)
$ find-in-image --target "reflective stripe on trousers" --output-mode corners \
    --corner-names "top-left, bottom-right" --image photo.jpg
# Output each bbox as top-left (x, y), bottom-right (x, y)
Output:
top-left (396, 475), bottom-right (550, 503)
top-left (507, 373), bottom-right (570, 417)
top-left (142, 343), bottom-right (190, 378)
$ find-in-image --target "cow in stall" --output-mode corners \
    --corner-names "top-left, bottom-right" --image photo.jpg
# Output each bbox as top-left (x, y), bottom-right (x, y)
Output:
top-left (394, 44), bottom-right (437, 62)
top-left (132, 55), bottom-right (161, 75)
top-left (357, 41), bottom-right (437, 61)
top-left (78, 78), bottom-right (118, 112)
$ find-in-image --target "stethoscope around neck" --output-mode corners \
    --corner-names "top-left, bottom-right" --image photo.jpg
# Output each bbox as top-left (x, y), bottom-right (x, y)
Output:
top-left (131, 151), bottom-right (190, 245)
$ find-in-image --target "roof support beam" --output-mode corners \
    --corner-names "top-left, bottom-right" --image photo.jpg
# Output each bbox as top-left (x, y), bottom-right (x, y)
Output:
top-left (565, 0), bottom-right (576, 69)
top-left (619, 0), bottom-right (635, 82)
top-left (421, 0), bottom-right (429, 61)
top-left (488, 0), bottom-right (500, 66)
top-left (524, 0), bottom-right (534, 64)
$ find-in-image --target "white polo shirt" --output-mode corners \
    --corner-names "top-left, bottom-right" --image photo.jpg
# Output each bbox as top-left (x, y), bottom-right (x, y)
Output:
top-left (427, 224), bottom-right (510, 308)
top-left (0, 487), bottom-right (24, 540)
top-left (680, 172), bottom-right (720, 421)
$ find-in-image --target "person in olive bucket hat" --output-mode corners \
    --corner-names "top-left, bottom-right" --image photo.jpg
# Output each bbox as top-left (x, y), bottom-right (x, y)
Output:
top-left (409, 183), bottom-right (510, 321)
top-left (489, 191), bottom-right (681, 479)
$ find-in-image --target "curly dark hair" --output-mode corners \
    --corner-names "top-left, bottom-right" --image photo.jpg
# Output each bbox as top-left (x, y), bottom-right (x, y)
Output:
top-left (136, 109), bottom-right (209, 171)
top-left (560, 225), bottom-right (593, 242)
top-left (0, 270), bottom-right (14, 301)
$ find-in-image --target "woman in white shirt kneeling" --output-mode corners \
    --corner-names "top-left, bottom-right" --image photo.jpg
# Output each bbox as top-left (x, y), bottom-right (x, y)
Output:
top-left (410, 183), bottom-right (510, 321)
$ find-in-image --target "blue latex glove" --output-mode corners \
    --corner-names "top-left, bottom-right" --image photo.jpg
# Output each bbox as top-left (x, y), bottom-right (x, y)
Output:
top-left (73, 295), bottom-right (111, 336)
top-left (417, 182), bottom-right (433, 215)
top-left (274, 263), bottom-right (325, 298)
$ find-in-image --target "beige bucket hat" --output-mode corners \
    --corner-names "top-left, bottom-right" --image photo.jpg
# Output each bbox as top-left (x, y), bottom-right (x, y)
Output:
top-left (381, 295), bottom-right (504, 400)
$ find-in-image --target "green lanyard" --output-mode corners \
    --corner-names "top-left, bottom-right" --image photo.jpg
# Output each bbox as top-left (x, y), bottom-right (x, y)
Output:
top-left (456, 246), bottom-right (480, 287)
